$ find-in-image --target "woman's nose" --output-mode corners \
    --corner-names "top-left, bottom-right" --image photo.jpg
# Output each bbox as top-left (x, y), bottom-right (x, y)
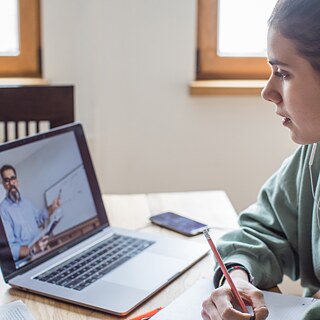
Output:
top-left (261, 80), bottom-right (282, 104)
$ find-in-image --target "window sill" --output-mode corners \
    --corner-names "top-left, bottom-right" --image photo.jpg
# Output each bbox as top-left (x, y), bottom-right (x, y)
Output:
top-left (0, 78), bottom-right (49, 86)
top-left (189, 80), bottom-right (267, 96)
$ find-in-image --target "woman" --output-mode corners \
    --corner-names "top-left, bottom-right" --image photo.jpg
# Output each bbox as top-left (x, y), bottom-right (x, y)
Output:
top-left (201, 0), bottom-right (320, 319)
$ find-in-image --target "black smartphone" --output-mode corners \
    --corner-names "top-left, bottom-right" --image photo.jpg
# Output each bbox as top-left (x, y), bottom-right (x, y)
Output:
top-left (149, 212), bottom-right (208, 236)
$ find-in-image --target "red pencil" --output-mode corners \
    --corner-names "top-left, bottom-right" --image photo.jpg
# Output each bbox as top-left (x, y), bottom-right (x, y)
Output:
top-left (128, 307), bottom-right (163, 320)
top-left (203, 229), bottom-right (249, 314)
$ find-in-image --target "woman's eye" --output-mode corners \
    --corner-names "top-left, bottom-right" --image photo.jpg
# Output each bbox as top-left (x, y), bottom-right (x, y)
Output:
top-left (274, 69), bottom-right (289, 80)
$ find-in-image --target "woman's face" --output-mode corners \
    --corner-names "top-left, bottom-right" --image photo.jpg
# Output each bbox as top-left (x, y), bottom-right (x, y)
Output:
top-left (262, 27), bottom-right (320, 144)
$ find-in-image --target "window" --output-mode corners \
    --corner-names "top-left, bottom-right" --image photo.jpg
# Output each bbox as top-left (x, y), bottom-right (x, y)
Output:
top-left (197, 0), bottom-right (277, 80)
top-left (0, 0), bottom-right (41, 77)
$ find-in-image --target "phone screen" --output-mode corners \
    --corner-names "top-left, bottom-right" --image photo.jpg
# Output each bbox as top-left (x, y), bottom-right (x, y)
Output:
top-left (149, 212), bottom-right (208, 236)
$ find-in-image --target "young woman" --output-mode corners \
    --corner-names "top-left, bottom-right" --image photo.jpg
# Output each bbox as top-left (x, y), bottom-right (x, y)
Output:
top-left (201, 0), bottom-right (320, 319)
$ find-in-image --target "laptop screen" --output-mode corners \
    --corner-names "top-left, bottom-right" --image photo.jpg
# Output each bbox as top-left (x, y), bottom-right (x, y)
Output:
top-left (0, 124), bottom-right (108, 279)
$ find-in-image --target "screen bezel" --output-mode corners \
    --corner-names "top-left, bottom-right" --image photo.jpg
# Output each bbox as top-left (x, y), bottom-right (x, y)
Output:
top-left (0, 123), bottom-right (109, 281)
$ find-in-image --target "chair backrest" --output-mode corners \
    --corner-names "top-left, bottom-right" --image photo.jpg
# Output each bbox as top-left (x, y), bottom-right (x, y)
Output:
top-left (0, 85), bottom-right (74, 142)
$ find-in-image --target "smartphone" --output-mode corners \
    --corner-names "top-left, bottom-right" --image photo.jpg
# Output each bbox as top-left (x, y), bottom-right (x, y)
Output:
top-left (149, 212), bottom-right (208, 236)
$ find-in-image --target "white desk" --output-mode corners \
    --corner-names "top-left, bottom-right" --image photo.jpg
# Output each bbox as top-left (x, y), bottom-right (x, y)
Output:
top-left (0, 191), bottom-right (238, 319)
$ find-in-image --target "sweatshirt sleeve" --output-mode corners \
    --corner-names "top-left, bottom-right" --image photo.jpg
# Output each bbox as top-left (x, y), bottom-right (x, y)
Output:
top-left (216, 145), bottom-right (309, 289)
top-left (302, 300), bottom-right (320, 320)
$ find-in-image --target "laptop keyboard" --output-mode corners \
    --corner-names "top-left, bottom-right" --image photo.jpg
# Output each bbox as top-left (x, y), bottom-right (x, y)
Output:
top-left (35, 234), bottom-right (155, 291)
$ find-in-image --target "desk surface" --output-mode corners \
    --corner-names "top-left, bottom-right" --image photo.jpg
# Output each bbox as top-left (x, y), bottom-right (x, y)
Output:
top-left (0, 191), bottom-right (238, 319)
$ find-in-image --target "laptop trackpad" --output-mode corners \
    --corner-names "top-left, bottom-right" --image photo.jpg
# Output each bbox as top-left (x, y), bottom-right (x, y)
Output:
top-left (101, 253), bottom-right (186, 291)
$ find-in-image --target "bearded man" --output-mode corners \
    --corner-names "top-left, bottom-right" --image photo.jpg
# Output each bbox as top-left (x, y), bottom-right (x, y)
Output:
top-left (0, 165), bottom-right (60, 261)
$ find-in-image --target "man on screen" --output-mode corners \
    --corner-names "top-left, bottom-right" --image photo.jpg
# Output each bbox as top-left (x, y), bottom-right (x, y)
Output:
top-left (0, 164), bottom-right (61, 261)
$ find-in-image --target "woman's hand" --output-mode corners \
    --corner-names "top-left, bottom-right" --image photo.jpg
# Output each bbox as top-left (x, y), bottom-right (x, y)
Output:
top-left (313, 290), bottom-right (320, 299)
top-left (201, 271), bottom-right (269, 320)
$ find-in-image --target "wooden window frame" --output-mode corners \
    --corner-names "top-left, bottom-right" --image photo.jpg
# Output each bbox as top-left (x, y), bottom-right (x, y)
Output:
top-left (197, 0), bottom-right (270, 80)
top-left (0, 0), bottom-right (41, 77)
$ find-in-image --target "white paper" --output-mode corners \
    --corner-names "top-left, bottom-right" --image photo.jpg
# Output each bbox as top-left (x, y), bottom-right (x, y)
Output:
top-left (0, 300), bottom-right (36, 320)
top-left (152, 278), bottom-right (315, 320)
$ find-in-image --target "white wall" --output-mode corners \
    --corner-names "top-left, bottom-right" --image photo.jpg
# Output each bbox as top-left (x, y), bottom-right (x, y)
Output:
top-left (41, 0), bottom-right (297, 212)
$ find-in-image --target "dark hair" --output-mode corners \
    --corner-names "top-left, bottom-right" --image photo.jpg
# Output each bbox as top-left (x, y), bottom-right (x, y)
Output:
top-left (269, 0), bottom-right (320, 72)
top-left (0, 165), bottom-right (16, 179)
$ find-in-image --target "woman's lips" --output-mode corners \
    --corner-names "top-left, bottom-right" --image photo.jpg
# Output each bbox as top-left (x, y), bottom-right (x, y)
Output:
top-left (276, 111), bottom-right (292, 126)
top-left (282, 117), bottom-right (291, 126)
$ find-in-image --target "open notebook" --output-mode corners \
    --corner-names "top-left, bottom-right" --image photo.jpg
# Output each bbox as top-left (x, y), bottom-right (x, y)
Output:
top-left (0, 300), bottom-right (35, 320)
top-left (152, 278), bottom-right (316, 320)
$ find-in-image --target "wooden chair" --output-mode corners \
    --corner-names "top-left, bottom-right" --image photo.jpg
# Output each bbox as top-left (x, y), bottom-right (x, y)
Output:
top-left (0, 85), bottom-right (74, 142)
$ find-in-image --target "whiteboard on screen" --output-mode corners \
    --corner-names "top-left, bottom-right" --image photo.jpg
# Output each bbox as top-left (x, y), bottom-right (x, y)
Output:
top-left (44, 165), bottom-right (96, 235)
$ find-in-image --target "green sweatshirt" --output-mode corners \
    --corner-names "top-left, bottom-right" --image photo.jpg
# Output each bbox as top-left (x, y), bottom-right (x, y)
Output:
top-left (216, 144), bottom-right (320, 318)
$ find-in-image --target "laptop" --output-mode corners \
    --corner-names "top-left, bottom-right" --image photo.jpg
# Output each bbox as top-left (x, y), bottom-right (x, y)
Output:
top-left (0, 123), bottom-right (208, 315)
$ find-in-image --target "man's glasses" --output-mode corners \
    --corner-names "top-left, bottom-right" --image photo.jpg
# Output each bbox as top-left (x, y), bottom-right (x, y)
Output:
top-left (3, 176), bottom-right (17, 184)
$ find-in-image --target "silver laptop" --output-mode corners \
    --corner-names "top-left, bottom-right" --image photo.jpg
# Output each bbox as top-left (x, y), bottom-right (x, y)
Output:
top-left (0, 123), bottom-right (208, 316)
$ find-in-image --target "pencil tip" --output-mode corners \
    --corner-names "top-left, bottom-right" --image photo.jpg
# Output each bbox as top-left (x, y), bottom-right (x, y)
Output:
top-left (202, 229), bottom-right (210, 239)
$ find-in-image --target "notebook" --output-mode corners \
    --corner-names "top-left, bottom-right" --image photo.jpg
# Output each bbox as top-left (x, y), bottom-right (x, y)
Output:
top-left (152, 278), bottom-right (316, 320)
top-left (0, 123), bottom-right (208, 316)
top-left (0, 300), bottom-right (36, 320)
